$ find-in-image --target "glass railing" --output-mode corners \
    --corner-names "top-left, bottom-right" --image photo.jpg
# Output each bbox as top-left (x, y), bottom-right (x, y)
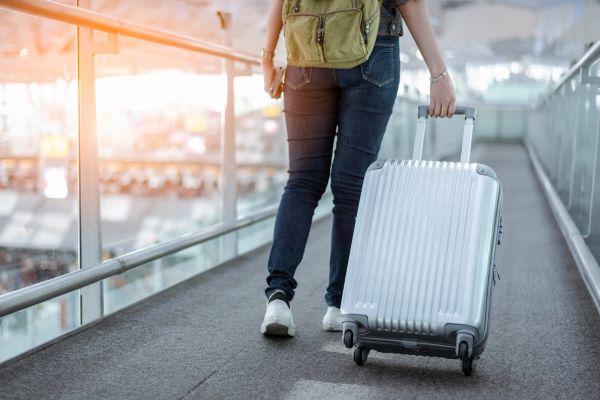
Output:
top-left (0, 0), bottom-right (288, 362)
top-left (0, 0), bottom-right (527, 364)
top-left (527, 40), bottom-right (600, 310)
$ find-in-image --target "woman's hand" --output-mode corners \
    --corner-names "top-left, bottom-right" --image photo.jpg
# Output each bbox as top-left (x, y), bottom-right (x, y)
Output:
top-left (262, 59), bottom-right (276, 96)
top-left (429, 73), bottom-right (456, 118)
top-left (398, 0), bottom-right (457, 118)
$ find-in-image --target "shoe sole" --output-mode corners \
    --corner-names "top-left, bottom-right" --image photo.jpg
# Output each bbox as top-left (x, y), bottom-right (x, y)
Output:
top-left (262, 322), bottom-right (295, 337)
top-left (322, 323), bottom-right (342, 332)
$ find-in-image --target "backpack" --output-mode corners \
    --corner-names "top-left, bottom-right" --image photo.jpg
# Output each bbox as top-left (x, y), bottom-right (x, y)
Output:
top-left (282, 0), bottom-right (383, 69)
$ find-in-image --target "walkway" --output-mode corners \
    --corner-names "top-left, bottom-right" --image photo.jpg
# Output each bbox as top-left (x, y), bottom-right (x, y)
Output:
top-left (1, 143), bottom-right (599, 399)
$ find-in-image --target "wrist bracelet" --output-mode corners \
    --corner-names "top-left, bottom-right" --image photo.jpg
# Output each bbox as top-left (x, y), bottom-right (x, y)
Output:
top-left (430, 69), bottom-right (448, 84)
top-left (260, 47), bottom-right (276, 61)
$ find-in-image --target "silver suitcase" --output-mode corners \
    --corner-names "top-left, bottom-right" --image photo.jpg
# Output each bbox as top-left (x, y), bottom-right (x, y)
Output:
top-left (340, 106), bottom-right (502, 375)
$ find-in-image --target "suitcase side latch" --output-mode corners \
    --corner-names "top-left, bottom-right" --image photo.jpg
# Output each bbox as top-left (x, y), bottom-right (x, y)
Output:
top-left (497, 217), bottom-right (503, 245)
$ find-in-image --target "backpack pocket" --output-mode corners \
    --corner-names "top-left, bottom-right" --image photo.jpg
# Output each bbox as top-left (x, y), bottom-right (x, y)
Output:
top-left (284, 14), bottom-right (324, 64)
top-left (322, 10), bottom-right (367, 63)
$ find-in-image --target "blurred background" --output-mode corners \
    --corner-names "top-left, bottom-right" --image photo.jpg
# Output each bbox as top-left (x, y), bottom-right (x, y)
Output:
top-left (0, 0), bottom-right (599, 362)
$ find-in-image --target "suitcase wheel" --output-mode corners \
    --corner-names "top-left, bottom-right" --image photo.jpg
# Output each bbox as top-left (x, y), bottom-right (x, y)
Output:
top-left (353, 346), bottom-right (369, 366)
top-left (343, 330), bottom-right (354, 349)
top-left (458, 342), bottom-right (477, 376)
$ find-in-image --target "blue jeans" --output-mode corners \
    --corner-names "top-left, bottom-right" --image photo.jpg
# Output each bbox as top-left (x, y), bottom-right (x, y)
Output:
top-left (265, 35), bottom-right (400, 308)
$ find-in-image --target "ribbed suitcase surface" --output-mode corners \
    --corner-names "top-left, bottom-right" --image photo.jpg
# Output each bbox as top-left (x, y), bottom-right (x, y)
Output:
top-left (341, 159), bottom-right (500, 338)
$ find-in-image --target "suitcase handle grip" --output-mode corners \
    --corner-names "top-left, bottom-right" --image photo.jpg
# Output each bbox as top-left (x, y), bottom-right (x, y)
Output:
top-left (413, 105), bottom-right (477, 164)
top-left (417, 105), bottom-right (477, 120)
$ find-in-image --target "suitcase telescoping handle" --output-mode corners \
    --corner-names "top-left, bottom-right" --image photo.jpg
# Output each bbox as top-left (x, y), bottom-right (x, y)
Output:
top-left (413, 105), bottom-right (477, 164)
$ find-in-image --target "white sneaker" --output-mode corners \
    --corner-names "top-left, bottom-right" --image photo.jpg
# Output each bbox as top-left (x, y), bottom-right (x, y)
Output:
top-left (261, 292), bottom-right (295, 337)
top-left (322, 306), bottom-right (342, 332)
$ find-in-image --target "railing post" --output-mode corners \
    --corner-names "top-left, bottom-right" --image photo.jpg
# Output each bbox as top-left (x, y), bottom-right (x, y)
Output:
top-left (76, 0), bottom-right (119, 324)
top-left (77, 21), bottom-right (103, 324)
top-left (218, 11), bottom-right (238, 261)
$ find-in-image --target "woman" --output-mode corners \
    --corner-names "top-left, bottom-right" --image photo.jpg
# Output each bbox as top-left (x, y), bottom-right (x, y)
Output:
top-left (261, 0), bottom-right (456, 337)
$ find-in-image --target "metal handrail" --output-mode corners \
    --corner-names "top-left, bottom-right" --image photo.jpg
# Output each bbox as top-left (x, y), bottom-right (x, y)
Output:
top-left (0, 0), bottom-right (261, 65)
top-left (536, 40), bottom-right (600, 108)
top-left (0, 205), bottom-right (279, 317)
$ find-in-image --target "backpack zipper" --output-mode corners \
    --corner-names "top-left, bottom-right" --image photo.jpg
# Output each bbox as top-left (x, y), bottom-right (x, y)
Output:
top-left (294, 0), bottom-right (301, 13)
top-left (316, 16), bottom-right (324, 43)
top-left (363, 6), bottom-right (379, 44)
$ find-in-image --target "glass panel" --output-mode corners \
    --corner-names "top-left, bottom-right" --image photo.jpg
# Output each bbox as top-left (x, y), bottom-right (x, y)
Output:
top-left (94, 37), bottom-right (227, 313)
top-left (546, 88), bottom-right (566, 186)
top-left (569, 83), bottom-right (599, 236)
top-left (95, 37), bottom-right (225, 255)
top-left (476, 109), bottom-right (500, 140)
top-left (0, 11), bottom-right (79, 293)
top-left (0, 290), bottom-right (79, 363)
top-left (555, 79), bottom-right (579, 204)
top-left (237, 218), bottom-right (276, 256)
top-left (498, 109), bottom-right (527, 140)
top-left (527, 107), bottom-right (550, 169)
top-left (530, 60), bottom-right (600, 263)
top-left (586, 62), bottom-right (600, 260)
top-left (538, 105), bottom-right (554, 170)
top-left (234, 74), bottom-right (287, 216)
top-left (103, 237), bottom-right (223, 314)
top-left (381, 99), bottom-right (416, 160)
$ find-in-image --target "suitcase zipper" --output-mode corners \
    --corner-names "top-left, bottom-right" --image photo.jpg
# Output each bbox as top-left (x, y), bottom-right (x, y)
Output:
top-left (492, 263), bottom-right (501, 285)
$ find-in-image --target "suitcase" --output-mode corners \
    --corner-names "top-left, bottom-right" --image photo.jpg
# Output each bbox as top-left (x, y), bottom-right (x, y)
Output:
top-left (340, 105), bottom-right (503, 376)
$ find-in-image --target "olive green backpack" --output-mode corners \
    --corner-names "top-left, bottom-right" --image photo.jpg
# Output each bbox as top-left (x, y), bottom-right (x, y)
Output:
top-left (282, 0), bottom-right (383, 69)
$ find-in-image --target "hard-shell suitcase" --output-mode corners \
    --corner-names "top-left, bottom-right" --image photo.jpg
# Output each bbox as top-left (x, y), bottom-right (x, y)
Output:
top-left (340, 105), bottom-right (503, 375)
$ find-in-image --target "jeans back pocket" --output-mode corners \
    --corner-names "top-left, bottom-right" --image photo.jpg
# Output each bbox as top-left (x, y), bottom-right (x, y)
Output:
top-left (285, 66), bottom-right (312, 91)
top-left (360, 43), bottom-right (395, 87)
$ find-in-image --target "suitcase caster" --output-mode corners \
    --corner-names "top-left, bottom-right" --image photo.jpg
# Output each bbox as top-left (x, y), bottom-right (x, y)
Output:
top-left (353, 346), bottom-right (369, 366)
top-left (343, 330), bottom-right (354, 349)
top-left (342, 320), bottom-right (358, 348)
top-left (458, 342), bottom-right (477, 376)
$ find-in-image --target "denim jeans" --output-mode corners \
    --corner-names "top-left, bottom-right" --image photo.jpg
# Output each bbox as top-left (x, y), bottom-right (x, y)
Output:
top-left (265, 35), bottom-right (400, 308)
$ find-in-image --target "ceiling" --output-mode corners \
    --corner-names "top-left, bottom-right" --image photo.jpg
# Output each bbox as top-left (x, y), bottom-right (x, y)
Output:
top-left (197, 0), bottom-right (600, 69)
top-left (0, 0), bottom-right (599, 81)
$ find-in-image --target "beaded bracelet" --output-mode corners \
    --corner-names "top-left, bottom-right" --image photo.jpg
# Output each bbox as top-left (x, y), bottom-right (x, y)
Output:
top-left (260, 47), bottom-right (276, 61)
top-left (430, 69), bottom-right (448, 84)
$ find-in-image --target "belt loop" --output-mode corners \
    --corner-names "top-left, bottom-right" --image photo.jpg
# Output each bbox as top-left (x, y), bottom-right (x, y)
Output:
top-left (389, 20), bottom-right (403, 36)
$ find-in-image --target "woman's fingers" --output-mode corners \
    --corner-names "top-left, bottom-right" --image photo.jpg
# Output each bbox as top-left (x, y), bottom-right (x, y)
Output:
top-left (442, 99), bottom-right (452, 117)
top-left (448, 99), bottom-right (457, 118)
top-left (262, 63), bottom-right (275, 94)
top-left (432, 100), bottom-right (442, 117)
top-left (264, 74), bottom-right (273, 93)
top-left (440, 103), bottom-right (448, 118)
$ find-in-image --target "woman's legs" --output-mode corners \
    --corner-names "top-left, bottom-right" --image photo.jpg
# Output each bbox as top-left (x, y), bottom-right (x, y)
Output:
top-left (265, 35), bottom-right (400, 309)
top-left (326, 36), bottom-right (401, 308)
top-left (265, 67), bottom-right (339, 301)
